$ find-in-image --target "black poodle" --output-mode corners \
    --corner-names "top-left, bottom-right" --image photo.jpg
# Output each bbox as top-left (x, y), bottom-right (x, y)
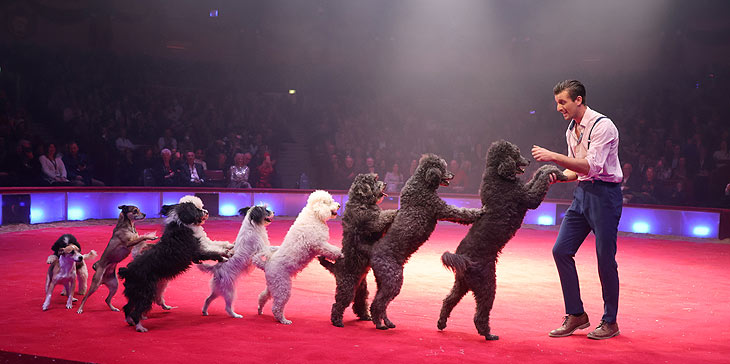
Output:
top-left (319, 173), bottom-right (398, 327)
top-left (119, 201), bottom-right (231, 332)
top-left (369, 153), bottom-right (484, 330)
top-left (437, 140), bottom-right (566, 340)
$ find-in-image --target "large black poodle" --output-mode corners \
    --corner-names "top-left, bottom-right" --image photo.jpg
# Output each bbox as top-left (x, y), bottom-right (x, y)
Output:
top-left (119, 201), bottom-right (231, 332)
top-left (369, 153), bottom-right (484, 330)
top-left (319, 173), bottom-right (398, 327)
top-left (437, 140), bottom-right (566, 340)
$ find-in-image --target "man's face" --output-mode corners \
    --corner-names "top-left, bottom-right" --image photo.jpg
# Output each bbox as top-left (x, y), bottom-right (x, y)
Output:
top-left (555, 90), bottom-right (581, 121)
top-left (70, 143), bottom-right (79, 155)
top-left (186, 152), bottom-right (195, 163)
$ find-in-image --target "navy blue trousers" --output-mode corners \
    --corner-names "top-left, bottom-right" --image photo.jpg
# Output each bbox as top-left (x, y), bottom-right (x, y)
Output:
top-left (552, 180), bottom-right (622, 323)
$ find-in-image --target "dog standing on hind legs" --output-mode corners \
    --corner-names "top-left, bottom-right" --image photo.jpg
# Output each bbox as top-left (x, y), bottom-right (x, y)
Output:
top-left (254, 190), bottom-right (343, 325)
top-left (368, 154), bottom-right (484, 330)
top-left (46, 234), bottom-right (97, 300)
top-left (75, 205), bottom-right (158, 314)
top-left (437, 140), bottom-right (566, 340)
top-left (318, 173), bottom-right (397, 327)
top-left (198, 205), bottom-right (276, 318)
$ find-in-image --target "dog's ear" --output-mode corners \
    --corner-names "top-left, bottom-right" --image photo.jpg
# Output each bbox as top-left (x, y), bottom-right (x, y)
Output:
top-left (239, 207), bottom-right (251, 217)
top-left (497, 158), bottom-right (517, 181)
top-left (118, 205), bottom-right (128, 211)
top-left (352, 178), bottom-right (373, 201)
top-left (248, 206), bottom-right (266, 224)
top-left (426, 167), bottom-right (442, 189)
top-left (160, 204), bottom-right (176, 216)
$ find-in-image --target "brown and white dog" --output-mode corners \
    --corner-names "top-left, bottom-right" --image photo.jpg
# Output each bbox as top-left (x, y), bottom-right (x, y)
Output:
top-left (76, 205), bottom-right (158, 314)
top-left (46, 234), bottom-right (97, 299)
top-left (43, 242), bottom-right (86, 310)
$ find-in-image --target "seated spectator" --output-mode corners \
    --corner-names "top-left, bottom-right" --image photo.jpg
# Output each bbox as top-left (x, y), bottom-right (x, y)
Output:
top-left (8, 140), bottom-right (41, 186)
top-left (362, 157), bottom-right (377, 175)
top-left (39, 142), bottom-right (71, 186)
top-left (449, 159), bottom-right (468, 192)
top-left (194, 148), bottom-right (208, 170)
top-left (256, 153), bottom-right (275, 188)
top-left (158, 128), bottom-right (178, 151)
top-left (635, 167), bottom-right (660, 204)
top-left (713, 140), bottom-right (730, 169)
top-left (156, 148), bottom-right (178, 187)
top-left (63, 141), bottom-right (104, 186)
top-left (228, 152), bottom-right (252, 189)
top-left (115, 128), bottom-right (137, 152)
top-left (666, 180), bottom-right (689, 206)
top-left (117, 149), bottom-right (139, 186)
top-left (383, 162), bottom-right (404, 194)
top-left (179, 151), bottom-right (205, 187)
top-left (655, 158), bottom-right (672, 182)
top-left (620, 162), bottom-right (641, 203)
top-left (338, 155), bottom-right (358, 189)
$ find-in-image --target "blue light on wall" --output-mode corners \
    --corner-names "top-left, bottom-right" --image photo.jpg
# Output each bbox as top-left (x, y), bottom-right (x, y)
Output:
top-left (692, 226), bottom-right (711, 237)
top-left (537, 215), bottom-right (554, 225)
top-left (30, 208), bottom-right (44, 221)
top-left (68, 208), bottom-right (85, 221)
top-left (632, 222), bottom-right (650, 234)
top-left (220, 204), bottom-right (238, 216)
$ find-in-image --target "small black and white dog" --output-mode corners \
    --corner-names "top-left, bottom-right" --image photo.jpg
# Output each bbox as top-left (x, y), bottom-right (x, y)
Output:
top-left (119, 196), bottom-right (232, 332)
top-left (46, 234), bottom-right (97, 298)
top-left (198, 205), bottom-right (276, 318)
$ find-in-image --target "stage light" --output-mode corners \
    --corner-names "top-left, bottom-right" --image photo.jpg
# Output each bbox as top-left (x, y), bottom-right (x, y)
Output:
top-left (210, 9), bottom-right (218, 17)
top-left (537, 215), bottom-right (554, 225)
top-left (692, 226), bottom-right (710, 237)
top-left (529, 110), bottom-right (536, 114)
top-left (632, 221), bottom-right (650, 234)
top-left (30, 208), bottom-right (44, 221)
top-left (289, 90), bottom-right (296, 95)
top-left (68, 208), bottom-right (85, 221)
top-left (219, 204), bottom-right (238, 216)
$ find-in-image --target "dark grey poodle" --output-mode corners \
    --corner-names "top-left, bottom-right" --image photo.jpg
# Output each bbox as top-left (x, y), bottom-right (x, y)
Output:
top-left (437, 140), bottom-right (566, 340)
top-left (319, 173), bottom-right (398, 327)
top-left (369, 153), bottom-right (484, 330)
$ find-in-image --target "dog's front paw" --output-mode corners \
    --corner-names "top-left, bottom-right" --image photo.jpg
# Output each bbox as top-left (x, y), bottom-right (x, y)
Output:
top-left (46, 255), bottom-right (58, 264)
top-left (143, 232), bottom-right (158, 240)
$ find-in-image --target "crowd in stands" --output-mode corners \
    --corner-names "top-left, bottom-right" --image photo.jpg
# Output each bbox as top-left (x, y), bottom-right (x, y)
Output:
top-left (1, 46), bottom-right (729, 209)
top-left (0, 46), bottom-right (288, 190)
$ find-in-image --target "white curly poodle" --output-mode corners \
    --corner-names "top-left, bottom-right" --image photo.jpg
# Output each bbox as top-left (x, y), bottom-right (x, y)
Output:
top-left (254, 190), bottom-right (343, 324)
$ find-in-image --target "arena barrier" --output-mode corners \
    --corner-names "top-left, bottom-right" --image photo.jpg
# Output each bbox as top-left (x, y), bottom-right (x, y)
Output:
top-left (1, 187), bottom-right (728, 239)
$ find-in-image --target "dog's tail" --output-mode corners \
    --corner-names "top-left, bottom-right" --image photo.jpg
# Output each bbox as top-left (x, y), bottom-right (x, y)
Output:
top-left (318, 256), bottom-right (336, 274)
top-left (196, 263), bottom-right (217, 274)
top-left (441, 251), bottom-right (471, 275)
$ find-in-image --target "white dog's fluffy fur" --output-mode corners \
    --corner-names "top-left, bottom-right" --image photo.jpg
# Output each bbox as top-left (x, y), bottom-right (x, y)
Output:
top-left (254, 190), bottom-right (343, 324)
top-left (198, 205), bottom-right (276, 318)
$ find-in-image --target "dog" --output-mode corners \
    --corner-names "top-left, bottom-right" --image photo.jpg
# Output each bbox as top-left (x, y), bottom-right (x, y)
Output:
top-left (198, 205), bottom-right (276, 318)
top-left (75, 205), bottom-right (158, 314)
top-left (437, 140), bottom-right (566, 340)
top-left (46, 234), bottom-right (97, 299)
top-left (119, 197), bottom-right (232, 332)
top-left (43, 243), bottom-right (86, 310)
top-left (368, 153), bottom-right (484, 330)
top-left (319, 173), bottom-right (397, 327)
top-left (254, 190), bottom-right (343, 324)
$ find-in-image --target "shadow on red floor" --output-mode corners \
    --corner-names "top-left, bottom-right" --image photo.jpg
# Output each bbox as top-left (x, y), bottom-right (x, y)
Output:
top-left (1, 220), bottom-right (729, 363)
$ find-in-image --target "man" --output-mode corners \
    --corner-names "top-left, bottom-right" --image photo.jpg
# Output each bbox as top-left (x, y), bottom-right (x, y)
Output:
top-left (532, 80), bottom-right (623, 340)
top-left (180, 151), bottom-right (206, 187)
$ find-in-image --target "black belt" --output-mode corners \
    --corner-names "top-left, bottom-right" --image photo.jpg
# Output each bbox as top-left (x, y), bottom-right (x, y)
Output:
top-left (579, 179), bottom-right (620, 186)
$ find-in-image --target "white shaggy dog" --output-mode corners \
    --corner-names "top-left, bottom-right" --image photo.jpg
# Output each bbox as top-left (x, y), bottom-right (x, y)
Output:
top-left (254, 190), bottom-right (343, 324)
top-left (198, 205), bottom-right (276, 318)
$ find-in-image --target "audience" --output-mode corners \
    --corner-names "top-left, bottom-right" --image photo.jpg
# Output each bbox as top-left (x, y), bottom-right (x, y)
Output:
top-left (228, 152), bottom-right (252, 189)
top-left (38, 143), bottom-right (71, 186)
top-left (179, 151), bottom-right (205, 187)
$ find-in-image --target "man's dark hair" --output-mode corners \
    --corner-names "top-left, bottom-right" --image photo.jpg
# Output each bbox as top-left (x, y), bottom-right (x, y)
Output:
top-left (553, 80), bottom-right (586, 105)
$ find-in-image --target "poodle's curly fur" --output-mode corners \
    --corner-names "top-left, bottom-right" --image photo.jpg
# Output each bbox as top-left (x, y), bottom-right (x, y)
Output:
top-left (437, 140), bottom-right (566, 340)
top-left (119, 197), bottom-right (232, 332)
top-left (254, 190), bottom-right (343, 324)
top-left (198, 205), bottom-right (275, 318)
top-left (319, 174), bottom-right (397, 327)
top-left (368, 154), bottom-right (484, 330)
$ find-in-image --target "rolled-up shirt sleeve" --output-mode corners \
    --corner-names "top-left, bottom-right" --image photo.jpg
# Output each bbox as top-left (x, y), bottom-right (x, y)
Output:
top-left (583, 120), bottom-right (618, 179)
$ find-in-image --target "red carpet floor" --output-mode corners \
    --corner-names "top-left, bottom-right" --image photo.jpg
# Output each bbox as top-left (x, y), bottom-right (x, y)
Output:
top-left (1, 220), bottom-right (729, 363)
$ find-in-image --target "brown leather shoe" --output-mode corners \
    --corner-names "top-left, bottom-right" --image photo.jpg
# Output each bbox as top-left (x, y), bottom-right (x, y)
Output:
top-left (587, 320), bottom-right (620, 340)
top-left (549, 313), bottom-right (590, 337)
